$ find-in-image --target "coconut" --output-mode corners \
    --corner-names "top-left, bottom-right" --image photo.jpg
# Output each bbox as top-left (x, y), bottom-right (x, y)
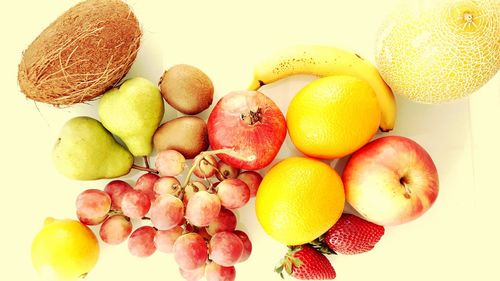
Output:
top-left (17, 0), bottom-right (142, 106)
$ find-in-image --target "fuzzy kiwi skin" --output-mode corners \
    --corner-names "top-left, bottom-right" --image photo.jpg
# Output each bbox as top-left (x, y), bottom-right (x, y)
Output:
top-left (159, 64), bottom-right (214, 115)
top-left (153, 116), bottom-right (209, 159)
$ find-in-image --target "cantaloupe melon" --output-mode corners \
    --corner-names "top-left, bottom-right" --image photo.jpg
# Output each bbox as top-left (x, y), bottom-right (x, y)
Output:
top-left (375, 0), bottom-right (499, 104)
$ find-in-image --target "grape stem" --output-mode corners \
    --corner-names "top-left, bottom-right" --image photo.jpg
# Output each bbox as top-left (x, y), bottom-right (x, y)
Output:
top-left (108, 209), bottom-right (123, 216)
top-left (182, 148), bottom-right (255, 188)
top-left (206, 161), bottom-right (227, 182)
top-left (107, 210), bottom-right (151, 222)
top-left (131, 164), bottom-right (158, 174)
top-left (196, 159), bottom-right (221, 188)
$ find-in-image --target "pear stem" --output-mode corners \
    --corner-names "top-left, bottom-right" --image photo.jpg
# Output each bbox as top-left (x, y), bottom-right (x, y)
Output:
top-left (182, 148), bottom-right (256, 188)
top-left (132, 164), bottom-right (158, 174)
top-left (143, 156), bottom-right (150, 169)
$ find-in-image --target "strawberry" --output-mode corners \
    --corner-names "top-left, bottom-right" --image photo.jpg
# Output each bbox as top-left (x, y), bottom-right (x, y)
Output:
top-left (323, 213), bottom-right (385, 255)
top-left (275, 245), bottom-right (336, 280)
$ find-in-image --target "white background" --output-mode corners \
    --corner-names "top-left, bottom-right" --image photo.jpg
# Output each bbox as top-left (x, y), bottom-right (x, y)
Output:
top-left (1, 0), bottom-right (499, 280)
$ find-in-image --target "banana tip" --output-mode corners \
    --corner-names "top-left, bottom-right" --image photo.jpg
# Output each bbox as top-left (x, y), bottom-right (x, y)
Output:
top-left (379, 126), bottom-right (393, 133)
top-left (248, 79), bottom-right (265, 91)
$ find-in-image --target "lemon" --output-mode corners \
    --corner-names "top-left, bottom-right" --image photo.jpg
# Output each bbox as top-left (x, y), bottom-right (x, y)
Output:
top-left (31, 218), bottom-right (99, 281)
top-left (255, 157), bottom-right (345, 245)
top-left (375, 0), bottom-right (500, 103)
top-left (286, 75), bottom-right (381, 159)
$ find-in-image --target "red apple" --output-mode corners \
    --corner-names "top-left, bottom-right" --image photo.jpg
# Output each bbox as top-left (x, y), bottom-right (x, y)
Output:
top-left (342, 136), bottom-right (439, 226)
top-left (207, 91), bottom-right (286, 170)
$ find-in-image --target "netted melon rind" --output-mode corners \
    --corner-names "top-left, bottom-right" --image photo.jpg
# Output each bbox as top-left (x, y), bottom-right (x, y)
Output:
top-left (375, 0), bottom-right (500, 104)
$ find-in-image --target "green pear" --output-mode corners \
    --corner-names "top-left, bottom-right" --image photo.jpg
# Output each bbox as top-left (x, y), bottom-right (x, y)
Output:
top-left (98, 77), bottom-right (164, 156)
top-left (53, 116), bottom-right (134, 180)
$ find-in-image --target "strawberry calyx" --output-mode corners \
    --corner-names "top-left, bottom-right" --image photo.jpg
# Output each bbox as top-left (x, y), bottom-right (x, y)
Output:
top-left (275, 246), bottom-right (303, 279)
top-left (308, 236), bottom-right (337, 256)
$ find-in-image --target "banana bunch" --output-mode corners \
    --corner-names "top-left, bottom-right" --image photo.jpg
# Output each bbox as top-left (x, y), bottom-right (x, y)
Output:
top-left (248, 45), bottom-right (396, 131)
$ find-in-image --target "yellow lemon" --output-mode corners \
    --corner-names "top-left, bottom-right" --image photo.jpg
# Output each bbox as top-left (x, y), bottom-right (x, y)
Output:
top-left (31, 218), bottom-right (99, 281)
top-left (255, 157), bottom-right (345, 245)
top-left (286, 76), bottom-right (381, 159)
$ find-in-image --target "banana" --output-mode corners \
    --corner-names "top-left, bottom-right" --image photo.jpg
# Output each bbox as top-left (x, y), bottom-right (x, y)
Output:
top-left (249, 45), bottom-right (396, 132)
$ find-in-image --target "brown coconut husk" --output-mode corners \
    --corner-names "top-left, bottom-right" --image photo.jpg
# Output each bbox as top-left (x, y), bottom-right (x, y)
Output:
top-left (17, 0), bottom-right (142, 106)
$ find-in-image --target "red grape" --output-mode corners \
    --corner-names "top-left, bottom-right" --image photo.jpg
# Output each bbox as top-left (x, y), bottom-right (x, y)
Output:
top-left (193, 155), bottom-right (217, 178)
top-left (205, 262), bottom-right (236, 281)
top-left (183, 181), bottom-right (208, 205)
top-left (236, 171), bottom-right (262, 197)
top-left (216, 161), bottom-right (240, 181)
top-left (150, 194), bottom-right (185, 230)
top-left (184, 222), bottom-right (195, 233)
top-left (216, 179), bottom-right (250, 209)
top-left (173, 233), bottom-right (208, 270)
top-left (155, 149), bottom-right (186, 177)
top-left (76, 189), bottom-right (111, 225)
top-left (104, 180), bottom-right (133, 210)
top-left (197, 227), bottom-right (212, 241)
top-left (185, 190), bottom-right (221, 227)
top-left (121, 189), bottom-right (151, 219)
top-left (99, 215), bottom-right (132, 245)
top-left (206, 208), bottom-right (237, 236)
top-left (154, 226), bottom-right (183, 253)
top-left (179, 264), bottom-right (205, 281)
top-left (209, 231), bottom-right (243, 267)
top-left (154, 176), bottom-right (181, 196)
top-left (233, 230), bottom-right (252, 262)
top-left (128, 226), bottom-right (157, 257)
top-left (135, 173), bottom-right (159, 201)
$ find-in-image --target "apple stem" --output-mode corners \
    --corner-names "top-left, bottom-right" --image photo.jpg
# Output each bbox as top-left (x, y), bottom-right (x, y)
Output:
top-left (132, 164), bottom-right (159, 174)
top-left (182, 148), bottom-right (255, 188)
top-left (400, 177), bottom-right (412, 199)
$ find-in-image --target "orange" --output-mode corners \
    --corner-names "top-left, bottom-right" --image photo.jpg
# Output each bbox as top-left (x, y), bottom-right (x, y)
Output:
top-left (286, 75), bottom-right (381, 159)
top-left (255, 157), bottom-right (345, 245)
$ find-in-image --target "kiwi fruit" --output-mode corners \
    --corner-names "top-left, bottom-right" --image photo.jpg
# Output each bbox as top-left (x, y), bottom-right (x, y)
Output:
top-left (159, 64), bottom-right (214, 115)
top-left (153, 116), bottom-right (208, 159)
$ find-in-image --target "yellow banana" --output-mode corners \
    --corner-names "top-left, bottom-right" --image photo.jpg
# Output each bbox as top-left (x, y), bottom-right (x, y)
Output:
top-left (249, 45), bottom-right (396, 131)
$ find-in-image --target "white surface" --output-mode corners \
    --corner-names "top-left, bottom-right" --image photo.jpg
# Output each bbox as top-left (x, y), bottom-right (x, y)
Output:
top-left (1, 0), bottom-right (499, 280)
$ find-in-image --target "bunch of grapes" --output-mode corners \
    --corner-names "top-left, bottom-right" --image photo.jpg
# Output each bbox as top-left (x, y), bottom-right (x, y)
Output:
top-left (74, 149), bottom-right (263, 281)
